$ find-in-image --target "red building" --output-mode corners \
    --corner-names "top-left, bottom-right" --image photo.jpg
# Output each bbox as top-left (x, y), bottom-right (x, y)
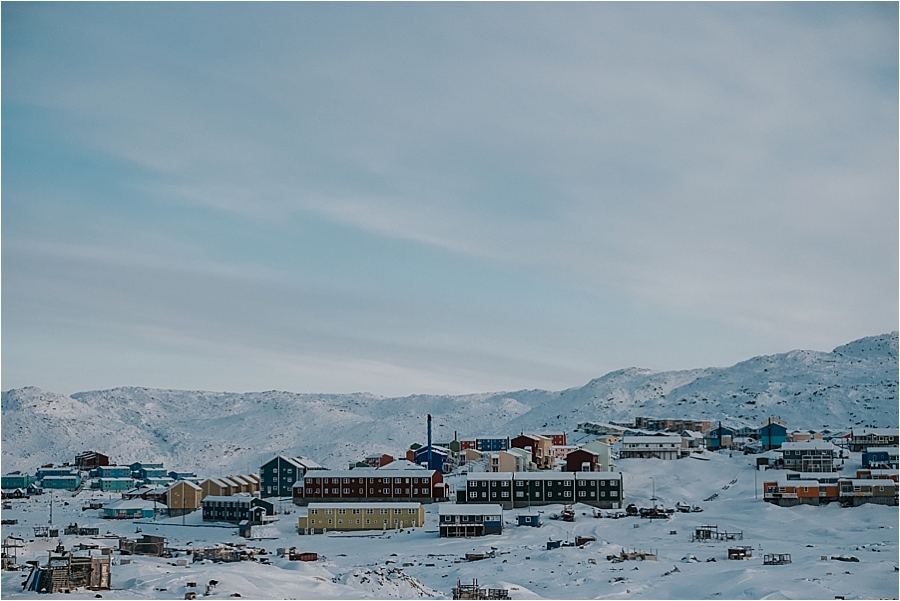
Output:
top-left (564, 448), bottom-right (600, 472)
top-left (75, 451), bottom-right (110, 471)
top-left (364, 454), bottom-right (394, 468)
top-left (293, 469), bottom-right (449, 505)
top-left (540, 432), bottom-right (567, 446)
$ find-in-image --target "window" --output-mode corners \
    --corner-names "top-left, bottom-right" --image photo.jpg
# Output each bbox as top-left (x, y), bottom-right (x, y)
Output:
top-left (343, 478), bottom-right (349, 483)
top-left (338, 508), bottom-right (346, 515)
top-left (516, 491), bottom-right (524, 498)
top-left (352, 508), bottom-right (360, 514)
top-left (408, 508), bottom-right (416, 514)
top-left (469, 491), bottom-right (477, 498)
top-left (610, 490), bottom-right (617, 497)
top-left (325, 508), bottom-right (332, 514)
top-left (395, 488), bottom-right (401, 494)
top-left (501, 491), bottom-right (509, 498)
top-left (381, 508), bottom-right (388, 514)
top-left (310, 509), bottom-right (318, 515)
top-left (332, 478), bottom-right (339, 484)
top-left (578, 491), bottom-right (586, 498)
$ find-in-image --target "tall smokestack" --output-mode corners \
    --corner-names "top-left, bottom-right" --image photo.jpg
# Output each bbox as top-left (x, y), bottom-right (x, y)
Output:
top-left (428, 414), bottom-right (433, 471)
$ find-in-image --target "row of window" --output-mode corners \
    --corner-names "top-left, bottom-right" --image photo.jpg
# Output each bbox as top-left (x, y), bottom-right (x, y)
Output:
top-left (309, 508), bottom-right (417, 515)
top-left (306, 477), bottom-right (430, 484)
top-left (470, 480), bottom-right (619, 488)
top-left (469, 490), bottom-right (618, 499)
top-left (304, 487), bottom-right (431, 495)
top-left (310, 518), bottom-right (409, 525)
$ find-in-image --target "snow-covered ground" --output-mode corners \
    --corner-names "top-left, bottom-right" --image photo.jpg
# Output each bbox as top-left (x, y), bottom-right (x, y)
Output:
top-left (3, 451), bottom-right (897, 600)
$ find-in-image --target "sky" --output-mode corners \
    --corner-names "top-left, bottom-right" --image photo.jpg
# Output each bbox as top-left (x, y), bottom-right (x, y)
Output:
top-left (2, 3), bottom-right (897, 397)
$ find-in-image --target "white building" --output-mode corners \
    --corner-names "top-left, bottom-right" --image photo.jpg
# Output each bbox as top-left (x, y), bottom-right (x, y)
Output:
top-left (619, 436), bottom-right (683, 460)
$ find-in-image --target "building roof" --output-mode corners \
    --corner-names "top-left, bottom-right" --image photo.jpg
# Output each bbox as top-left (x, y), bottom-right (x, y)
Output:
top-left (852, 428), bottom-right (899, 437)
top-left (439, 503), bottom-right (503, 516)
top-left (296, 468), bottom-right (437, 483)
top-left (104, 498), bottom-right (155, 510)
top-left (308, 502), bottom-right (422, 510)
top-left (842, 479), bottom-right (896, 487)
top-left (778, 441), bottom-right (836, 451)
top-left (379, 459), bottom-right (428, 470)
top-left (622, 435), bottom-right (682, 444)
top-left (202, 495), bottom-right (255, 504)
top-left (567, 448), bottom-right (599, 457)
top-left (168, 480), bottom-right (202, 491)
top-left (466, 471), bottom-right (621, 482)
top-left (865, 446), bottom-right (899, 454)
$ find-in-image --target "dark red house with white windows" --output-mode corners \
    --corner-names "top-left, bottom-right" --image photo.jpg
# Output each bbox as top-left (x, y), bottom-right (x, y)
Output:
top-left (292, 467), bottom-right (449, 505)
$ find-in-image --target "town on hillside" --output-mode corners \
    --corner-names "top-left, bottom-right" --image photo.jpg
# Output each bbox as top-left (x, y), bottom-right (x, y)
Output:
top-left (1, 415), bottom-right (897, 597)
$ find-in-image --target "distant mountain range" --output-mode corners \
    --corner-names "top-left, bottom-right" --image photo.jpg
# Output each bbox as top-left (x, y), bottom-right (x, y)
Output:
top-left (2, 332), bottom-right (896, 475)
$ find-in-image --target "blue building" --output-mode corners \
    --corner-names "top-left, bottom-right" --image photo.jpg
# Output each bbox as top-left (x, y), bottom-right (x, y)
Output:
top-left (758, 419), bottom-right (788, 451)
top-left (41, 475), bottom-right (82, 490)
top-left (862, 447), bottom-right (899, 469)
top-left (168, 471), bottom-right (198, 481)
top-left (1, 473), bottom-right (34, 489)
top-left (98, 465), bottom-right (133, 479)
top-left (476, 438), bottom-right (509, 452)
top-left (517, 513), bottom-right (542, 527)
top-left (36, 467), bottom-right (77, 480)
top-left (413, 445), bottom-right (450, 473)
top-left (704, 425), bottom-right (735, 451)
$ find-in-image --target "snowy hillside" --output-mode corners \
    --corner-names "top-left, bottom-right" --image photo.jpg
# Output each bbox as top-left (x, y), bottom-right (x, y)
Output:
top-left (2, 332), bottom-right (896, 475)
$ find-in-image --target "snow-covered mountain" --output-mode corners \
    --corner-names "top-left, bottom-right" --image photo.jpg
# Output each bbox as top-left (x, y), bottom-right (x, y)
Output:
top-left (2, 332), bottom-right (896, 475)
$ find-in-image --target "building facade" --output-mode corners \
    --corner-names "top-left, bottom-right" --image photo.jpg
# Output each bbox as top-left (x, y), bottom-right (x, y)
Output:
top-left (849, 429), bottom-right (900, 452)
top-left (439, 504), bottom-right (503, 537)
top-left (260, 456), bottom-right (325, 498)
top-left (778, 442), bottom-right (836, 472)
top-left (619, 436), bottom-right (684, 460)
top-left (201, 496), bottom-right (275, 523)
top-left (298, 502), bottom-right (424, 533)
top-left (292, 469), bottom-right (449, 505)
top-left (460, 472), bottom-right (623, 510)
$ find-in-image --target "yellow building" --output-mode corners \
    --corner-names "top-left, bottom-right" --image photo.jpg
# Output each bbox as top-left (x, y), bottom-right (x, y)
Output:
top-left (167, 480), bottom-right (203, 517)
top-left (297, 503), bottom-right (425, 533)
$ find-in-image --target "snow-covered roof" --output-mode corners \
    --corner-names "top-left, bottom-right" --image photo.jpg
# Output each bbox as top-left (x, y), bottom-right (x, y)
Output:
top-left (308, 502), bottom-right (422, 510)
top-left (168, 480), bottom-right (201, 491)
top-left (622, 435), bottom-right (682, 444)
top-left (202, 495), bottom-right (256, 504)
top-left (864, 446), bottom-right (899, 454)
top-left (842, 479), bottom-right (896, 487)
top-left (465, 471), bottom-right (620, 482)
top-left (103, 498), bottom-right (155, 510)
top-left (778, 441), bottom-right (836, 451)
top-left (465, 472), bottom-right (517, 481)
top-left (378, 460), bottom-right (427, 470)
top-left (298, 469), bottom-right (436, 481)
top-left (439, 504), bottom-right (503, 516)
top-left (852, 428), bottom-right (899, 437)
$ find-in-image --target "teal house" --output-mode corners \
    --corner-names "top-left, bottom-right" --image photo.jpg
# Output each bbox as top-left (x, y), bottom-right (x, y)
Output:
top-left (99, 477), bottom-right (135, 491)
top-left (41, 475), bottom-right (81, 490)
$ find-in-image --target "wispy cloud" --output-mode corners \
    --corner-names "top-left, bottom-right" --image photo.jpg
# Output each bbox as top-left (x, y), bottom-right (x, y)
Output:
top-left (3, 3), bottom-right (896, 394)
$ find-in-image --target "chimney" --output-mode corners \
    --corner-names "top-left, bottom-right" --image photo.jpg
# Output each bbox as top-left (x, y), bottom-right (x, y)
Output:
top-left (427, 414), bottom-right (433, 472)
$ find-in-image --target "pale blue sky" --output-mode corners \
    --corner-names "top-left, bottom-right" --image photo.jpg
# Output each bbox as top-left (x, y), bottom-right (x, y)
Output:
top-left (3, 3), bottom-right (897, 396)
